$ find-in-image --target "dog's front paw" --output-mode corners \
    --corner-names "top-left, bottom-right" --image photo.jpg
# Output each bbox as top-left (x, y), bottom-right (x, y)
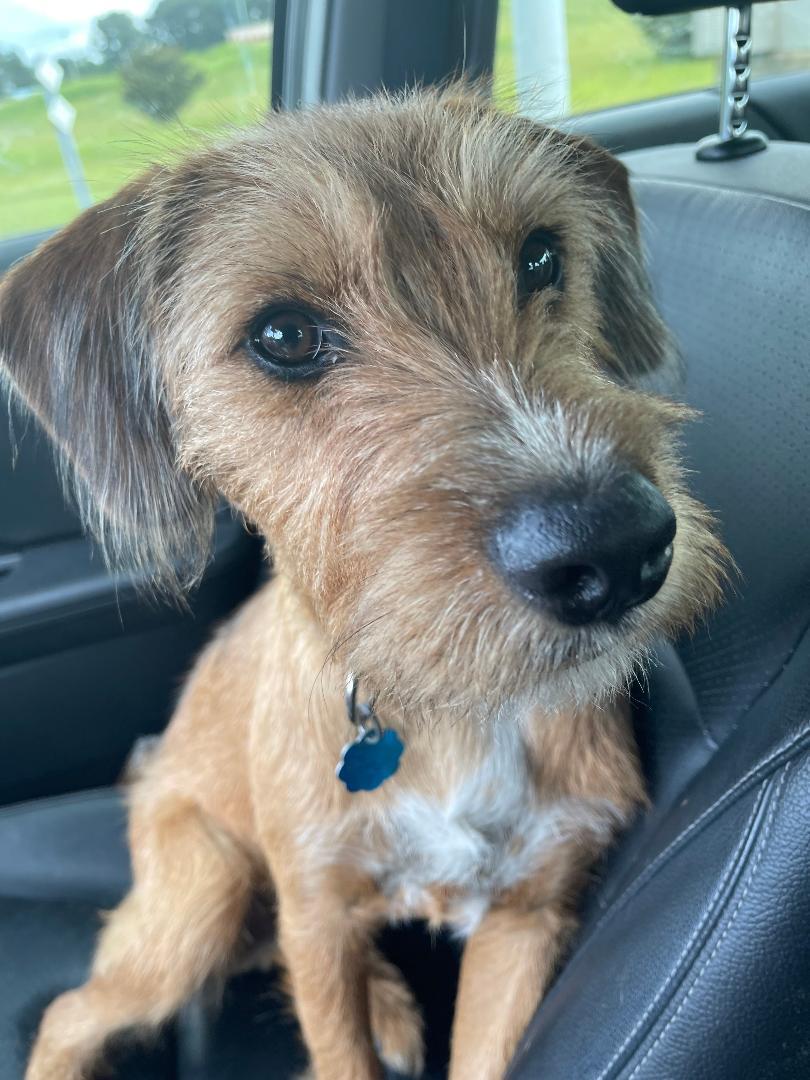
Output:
top-left (369, 965), bottom-right (425, 1078)
top-left (27, 1033), bottom-right (91, 1080)
top-left (26, 1046), bottom-right (88, 1080)
top-left (26, 989), bottom-right (104, 1080)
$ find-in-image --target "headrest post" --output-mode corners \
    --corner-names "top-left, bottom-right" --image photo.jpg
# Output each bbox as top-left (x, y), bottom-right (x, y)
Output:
top-left (696, 5), bottom-right (768, 161)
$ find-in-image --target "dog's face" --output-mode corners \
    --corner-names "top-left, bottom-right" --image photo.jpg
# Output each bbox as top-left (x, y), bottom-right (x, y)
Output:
top-left (0, 91), bottom-right (724, 714)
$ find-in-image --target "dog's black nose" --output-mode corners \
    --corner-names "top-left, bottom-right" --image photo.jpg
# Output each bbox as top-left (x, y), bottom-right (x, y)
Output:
top-left (490, 472), bottom-right (676, 626)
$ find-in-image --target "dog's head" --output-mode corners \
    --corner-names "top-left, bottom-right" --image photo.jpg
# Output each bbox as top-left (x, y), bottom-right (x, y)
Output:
top-left (0, 89), bottom-right (725, 714)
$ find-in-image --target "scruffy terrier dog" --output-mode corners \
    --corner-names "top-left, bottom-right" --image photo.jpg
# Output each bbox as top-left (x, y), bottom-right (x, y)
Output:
top-left (1, 89), bottom-right (724, 1080)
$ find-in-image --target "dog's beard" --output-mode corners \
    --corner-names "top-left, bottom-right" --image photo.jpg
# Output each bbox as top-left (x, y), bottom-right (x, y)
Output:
top-left (526, 628), bottom-right (652, 713)
top-left (339, 578), bottom-right (661, 723)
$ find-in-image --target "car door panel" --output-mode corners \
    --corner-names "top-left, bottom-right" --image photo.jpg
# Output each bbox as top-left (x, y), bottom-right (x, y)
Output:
top-left (0, 511), bottom-right (262, 807)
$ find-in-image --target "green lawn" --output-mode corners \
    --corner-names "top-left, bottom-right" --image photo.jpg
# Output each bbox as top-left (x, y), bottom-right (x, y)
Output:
top-left (1, 5), bottom-right (720, 239)
top-left (0, 40), bottom-right (271, 237)
top-left (495, 0), bottom-right (717, 113)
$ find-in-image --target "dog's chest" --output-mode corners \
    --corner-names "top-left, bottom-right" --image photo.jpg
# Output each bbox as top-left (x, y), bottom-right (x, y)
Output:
top-left (355, 727), bottom-right (618, 937)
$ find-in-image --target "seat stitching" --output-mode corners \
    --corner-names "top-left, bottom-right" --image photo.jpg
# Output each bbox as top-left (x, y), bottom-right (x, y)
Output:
top-left (623, 764), bottom-right (790, 1080)
top-left (592, 781), bottom-right (769, 1080)
top-left (587, 722), bottom-right (810, 941)
top-left (715, 616), bottom-right (810, 744)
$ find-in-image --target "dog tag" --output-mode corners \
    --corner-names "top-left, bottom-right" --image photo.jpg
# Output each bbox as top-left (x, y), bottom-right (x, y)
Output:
top-left (337, 727), bottom-right (404, 792)
top-left (338, 673), bottom-right (404, 792)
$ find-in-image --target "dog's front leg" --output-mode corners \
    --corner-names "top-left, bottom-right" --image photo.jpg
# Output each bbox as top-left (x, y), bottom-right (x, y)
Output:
top-left (449, 902), bottom-right (575, 1080)
top-left (274, 868), bottom-right (382, 1080)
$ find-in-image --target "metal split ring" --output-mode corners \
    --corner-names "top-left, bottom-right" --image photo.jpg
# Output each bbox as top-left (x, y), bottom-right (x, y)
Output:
top-left (344, 672), bottom-right (382, 743)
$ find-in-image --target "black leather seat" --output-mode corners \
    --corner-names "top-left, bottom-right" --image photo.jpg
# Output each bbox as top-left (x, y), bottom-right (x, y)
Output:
top-left (1, 142), bottom-right (808, 1079)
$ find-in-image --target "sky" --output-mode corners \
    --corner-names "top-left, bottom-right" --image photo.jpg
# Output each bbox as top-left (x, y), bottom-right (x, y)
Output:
top-left (11, 0), bottom-right (151, 19)
top-left (1, 0), bottom-right (154, 59)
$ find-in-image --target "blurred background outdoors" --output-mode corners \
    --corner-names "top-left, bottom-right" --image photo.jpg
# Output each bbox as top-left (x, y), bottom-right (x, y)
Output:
top-left (1, 0), bottom-right (809, 239)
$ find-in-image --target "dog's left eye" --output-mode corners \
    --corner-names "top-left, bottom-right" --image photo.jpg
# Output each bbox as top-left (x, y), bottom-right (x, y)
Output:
top-left (247, 307), bottom-right (342, 379)
top-left (517, 231), bottom-right (563, 301)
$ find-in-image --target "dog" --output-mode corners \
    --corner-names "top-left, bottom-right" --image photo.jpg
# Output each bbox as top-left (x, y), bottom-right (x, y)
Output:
top-left (0, 87), bottom-right (725, 1080)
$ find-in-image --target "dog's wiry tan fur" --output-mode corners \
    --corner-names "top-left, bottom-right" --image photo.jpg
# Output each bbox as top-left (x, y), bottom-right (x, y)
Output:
top-left (0, 88), bottom-right (725, 1080)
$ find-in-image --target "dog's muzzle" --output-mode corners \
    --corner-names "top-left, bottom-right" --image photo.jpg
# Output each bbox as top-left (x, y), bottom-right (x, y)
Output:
top-left (489, 470), bottom-right (676, 626)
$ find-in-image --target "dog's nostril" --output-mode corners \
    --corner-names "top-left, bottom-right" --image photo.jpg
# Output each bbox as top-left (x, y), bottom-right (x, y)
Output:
top-left (641, 541), bottom-right (674, 588)
top-left (536, 563), bottom-right (614, 626)
top-left (490, 471), bottom-right (676, 626)
top-left (541, 564), bottom-right (606, 606)
top-left (545, 564), bottom-right (591, 595)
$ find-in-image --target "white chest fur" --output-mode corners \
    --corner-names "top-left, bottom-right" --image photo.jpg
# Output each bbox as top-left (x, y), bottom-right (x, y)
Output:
top-left (356, 722), bottom-right (623, 937)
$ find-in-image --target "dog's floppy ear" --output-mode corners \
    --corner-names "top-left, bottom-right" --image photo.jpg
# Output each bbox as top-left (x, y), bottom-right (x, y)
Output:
top-left (561, 131), bottom-right (681, 392)
top-left (0, 175), bottom-right (216, 596)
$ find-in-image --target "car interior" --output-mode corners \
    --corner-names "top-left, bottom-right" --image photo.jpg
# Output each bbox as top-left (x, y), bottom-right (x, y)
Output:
top-left (0, 0), bottom-right (809, 1077)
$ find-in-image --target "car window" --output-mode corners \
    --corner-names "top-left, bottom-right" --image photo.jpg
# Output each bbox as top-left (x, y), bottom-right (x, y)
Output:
top-left (0, 0), bottom-right (272, 240)
top-left (3, 1), bottom-right (809, 244)
top-left (494, 0), bottom-right (810, 117)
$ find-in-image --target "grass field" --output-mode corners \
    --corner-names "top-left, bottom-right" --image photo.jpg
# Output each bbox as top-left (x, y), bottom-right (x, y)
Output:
top-left (0, 3), bottom-right (720, 238)
top-left (494, 0), bottom-right (717, 113)
top-left (0, 39), bottom-right (271, 237)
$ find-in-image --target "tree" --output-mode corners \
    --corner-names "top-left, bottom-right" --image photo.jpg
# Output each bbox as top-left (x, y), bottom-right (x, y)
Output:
top-left (0, 50), bottom-right (34, 98)
top-left (121, 47), bottom-right (203, 120)
top-left (148, 0), bottom-right (228, 51)
top-left (638, 14), bottom-right (692, 59)
top-left (244, 0), bottom-right (274, 21)
top-left (56, 55), bottom-right (103, 80)
top-left (94, 11), bottom-right (148, 69)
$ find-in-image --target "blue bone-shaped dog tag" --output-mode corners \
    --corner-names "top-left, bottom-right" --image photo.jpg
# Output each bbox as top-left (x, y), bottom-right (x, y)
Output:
top-left (336, 728), bottom-right (404, 792)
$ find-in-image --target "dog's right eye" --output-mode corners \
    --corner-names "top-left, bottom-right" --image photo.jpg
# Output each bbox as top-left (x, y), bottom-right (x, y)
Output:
top-left (247, 307), bottom-right (340, 379)
top-left (517, 230), bottom-right (563, 304)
